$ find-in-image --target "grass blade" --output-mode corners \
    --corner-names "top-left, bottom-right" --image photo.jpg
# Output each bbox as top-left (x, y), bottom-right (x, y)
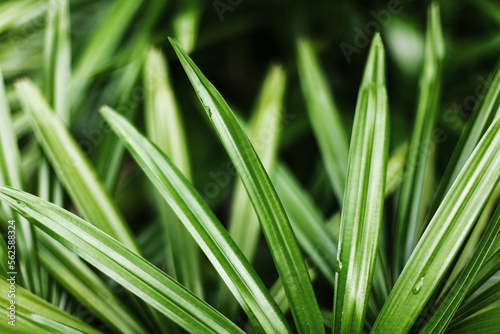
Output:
top-left (3, 76), bottom-right (147, 333)
top-left (371, 101), bottom-right (500, 333)
top-left (15, 79), bottom-right (139, 253)
top-left (332, 33), bottom-right (389, 334)
top-left (269, 143), bottom-right (407, 315)
top-left (484, 234), bottom-right (500, 263)
top-left (40, 0), bottom-right (72, 301)
top-left (144, 47), bottom-right (203, 298)
top-left (100, 106), bottom-right (292, 333)
top-left (442, 184), bottom-right (500, 295)
top-left (420, 203), bottom-right (500, 333)
top-left (0, 69), bottom-right (41, 295)
top-left (218, 65), bottom-right (286, 316)
top-left (170, 37), bottom-right (324, 333)
top-left (451, 280), bottom-right (500, 326)
top-left (465, 245), bottom-right (500, 301)
top-left (17, 79), bottom-right (168, 331)
top-left (227, 64), bottom-right (286, 264)
top-left (173, 0), bottom-right (202, 53)
top-left (0, 186), bottom-right (244, 334)
top-left (94, 0), bottom-right (167, 191)
top-left (297, 38), bottom-right (349, 204)
top-left (70, 0), bottom-right (144, 111)
top-left (274, 163), bottom-right (337, 285)
top-left (0, 274), bottom-right (102, 334)
top-left (43, 0), bottom-right (71, 123)
top-left (445, 305), bottom-right (500, 334)
top-left (38, 234), bottom-right (146, 334)
top-left (0, 0), bottom-right (45, 34)
top-left (429, 58), bottom-right (500, 219)
top-left (393, 4), bottom-right (445, 276)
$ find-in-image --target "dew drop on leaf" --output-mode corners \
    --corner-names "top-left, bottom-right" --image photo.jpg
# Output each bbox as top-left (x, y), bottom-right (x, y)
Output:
top-left (336, 260), bottom-right (342, 273)
top-left (413, 277), bottom-right (424, 295)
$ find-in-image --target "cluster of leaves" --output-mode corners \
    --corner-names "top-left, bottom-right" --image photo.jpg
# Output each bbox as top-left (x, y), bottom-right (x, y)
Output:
top-left (0, 0), bottom-right (499, 333)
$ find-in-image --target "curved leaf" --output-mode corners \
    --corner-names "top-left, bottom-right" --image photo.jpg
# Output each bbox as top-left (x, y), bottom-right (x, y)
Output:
top-left (333, 33), bottom-right (389, 334)
top-left (0, 186), bottom-right (243, 334)
top-left (420, 203), bottom-right (500, 333)
top-left (0, 276), bottom-right (102, 334)
top-left (144, 47), bottom-right (203, 298)
top-left (393, 4), bottom-right (445, 275)
top-left (372, 92), bottom-right (500, 333)
top-left (297, 38), bottom-right (349, 204)
top-left (100, 106), bottom-right (291, 333)
top-left (169, 37), bottom-right (324, 334)
top-left (15, 79), bottom-right (139, 253)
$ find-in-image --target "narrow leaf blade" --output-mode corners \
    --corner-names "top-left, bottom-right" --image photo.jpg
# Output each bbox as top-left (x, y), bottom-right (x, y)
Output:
top-left (372, 97), bottom-right (500, 333)
top-left (170, 37), bottom-right (324, 333)
top-left (333, 33), bottom-right (389, 334)
top-left (15, 79), bottom-right (139, 252)
top-left (100, 106), bottom-right (291, 333)
top-left (0, 186), bottom-right (243, 334)
top-left (296, 38), bottom-right (349, 204)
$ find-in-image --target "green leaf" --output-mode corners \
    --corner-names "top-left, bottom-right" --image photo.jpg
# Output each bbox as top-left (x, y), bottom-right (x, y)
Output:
top-left (332, 33), bottom-right (389, 334)
top-left (218, 64), bottom-right (286, 316)
top-left (0, 0), bottom-right (45, 34)
top-left (384, 142), bottom-right (408, 196)
top-left (144, 47), bottom-right (203, 298)
top-left (173, 0), bottom-right (202, 53)
top-left (226, 64), bottom-right (286, 264)
top-left (100, 106), bottom-right (292, 333)
top-left (94, 0), bottom-right (167, 191)
top-left (274, 163), bottom-right (337, 285)
top-left (0, 275), bottom-right (102, 334)
top-left (0, 69), bottom-right (41, 295)
top-left (0, 186), bottom-right (244, 334)
top-left (38, 234), bottom-right (146, 334)
top-left (4, 75), bottom-right (144, 333)
top-left (465, 243), bottom-right (500, 300)
top-left (169, 37), bottom-right (324, 333)
top-left (430, 55), bottom-right (500, 219)
top-left (268, 141), bottom-right (407, 316)
top-left (371, 89), bottom-right (500, 334)
top-left (16, 79), bottom-right (167, 332)
top-left (393, 3), bottom-right (445, 276)
top-left (296, 38), bottom-right (349, 204)
top-left (43, 0), bottom-right (71, 122)
top-left (39, 0), bottom-right (71, 258)
top-left (15, 79), bottom-right (139, 253)
top-left (484, 233), bottom-right (500, 264)
top-left (93, 53), bottom-right (144, 192)
top-left (451, 280), bottom-right (500, 326)
top-left (445, 305), bottom-right (500, 334)
top-left (443, 183), bottom-right (500, 295)
top-left (420, 203), bottom-right (500, 333)
top-left (70, 0), bottom-right (144, 111)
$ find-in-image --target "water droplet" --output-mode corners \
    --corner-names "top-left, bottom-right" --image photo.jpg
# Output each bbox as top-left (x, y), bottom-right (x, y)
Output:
top-left (413, 277), bottom-right (424, 295)
top-left (203, 104), bottom-right (212, 118)
top-left (335, 260), bottom-right (343, 273)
